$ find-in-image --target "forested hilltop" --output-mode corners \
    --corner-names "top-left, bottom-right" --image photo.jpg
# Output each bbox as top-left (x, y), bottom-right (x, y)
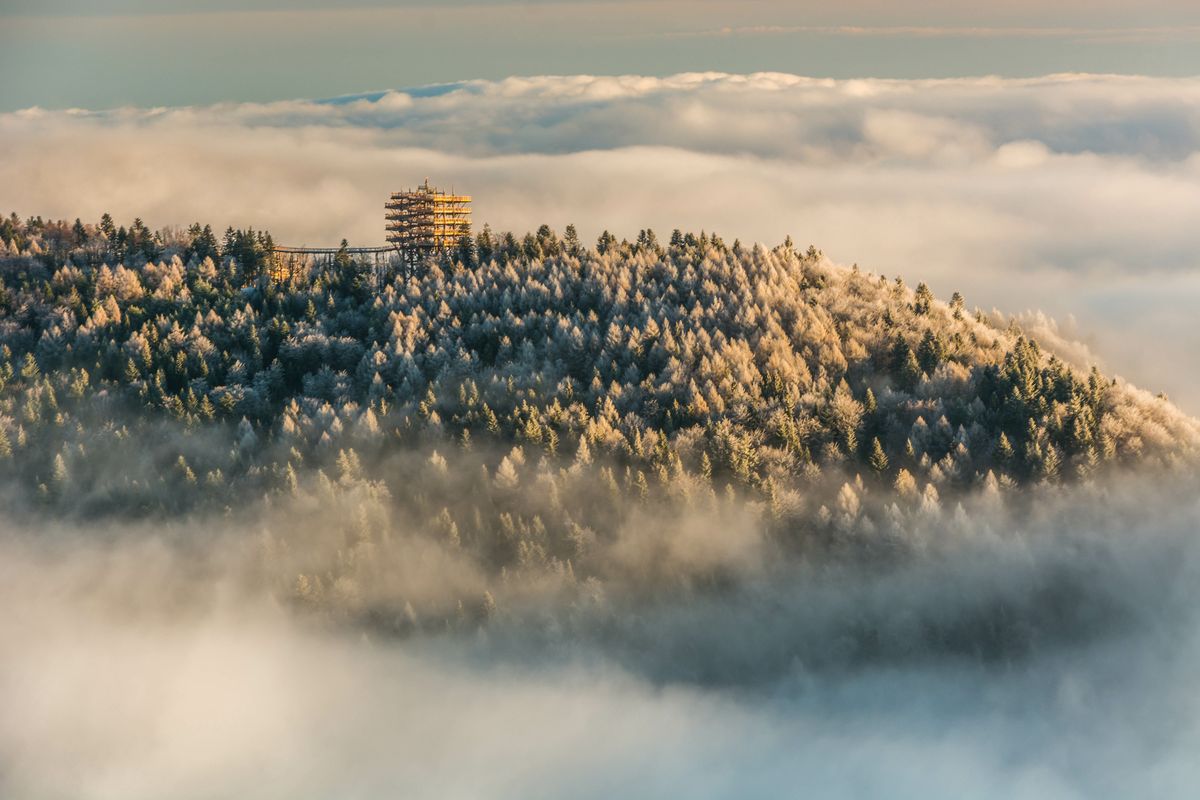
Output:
top-left (1, 212), bottom-right (1197, 627)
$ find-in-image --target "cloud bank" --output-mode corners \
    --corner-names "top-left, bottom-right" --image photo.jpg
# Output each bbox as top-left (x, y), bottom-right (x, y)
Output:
top-left (2, 71), bottom-right (1200, 411)
top-left (4, 475), bottom-right (1200, 799)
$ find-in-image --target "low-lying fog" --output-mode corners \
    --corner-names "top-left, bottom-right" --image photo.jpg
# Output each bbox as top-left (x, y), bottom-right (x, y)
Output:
top-left (2, 474), bottom-right (1199, 799)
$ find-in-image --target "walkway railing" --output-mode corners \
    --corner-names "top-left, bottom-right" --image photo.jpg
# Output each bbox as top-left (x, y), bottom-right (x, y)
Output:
top-left (268, 244), bottom-right (409, 286)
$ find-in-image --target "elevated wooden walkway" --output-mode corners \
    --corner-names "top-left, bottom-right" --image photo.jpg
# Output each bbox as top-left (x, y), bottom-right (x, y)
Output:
top-left (271, 245), bottom-right (399, 256)
top-left (267, 244), bottom-right (407, 285)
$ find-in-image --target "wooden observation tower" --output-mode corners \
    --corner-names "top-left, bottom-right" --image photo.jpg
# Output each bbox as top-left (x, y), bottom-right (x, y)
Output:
top-left (385, 179), bottom-right (472, 269)
top-left (266, 178), bottom-right (471, 286)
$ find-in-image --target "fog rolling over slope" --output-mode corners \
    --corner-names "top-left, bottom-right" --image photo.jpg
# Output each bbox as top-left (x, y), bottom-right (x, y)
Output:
top-left (6, 480), bottom-right (1200, 798)
top-left (2, 220), bottom-right (1200, 797)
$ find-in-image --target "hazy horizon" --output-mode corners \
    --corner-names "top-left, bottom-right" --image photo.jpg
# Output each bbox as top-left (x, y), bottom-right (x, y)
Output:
top-left (4, 1), bottom-right (1200, 111)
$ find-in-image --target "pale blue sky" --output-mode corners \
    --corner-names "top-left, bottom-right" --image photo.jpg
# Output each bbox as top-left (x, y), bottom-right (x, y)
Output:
top-left (3, 0), bottom-right (1200, 110)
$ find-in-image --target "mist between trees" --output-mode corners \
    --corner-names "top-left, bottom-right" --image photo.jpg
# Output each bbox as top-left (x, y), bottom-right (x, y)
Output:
top-left (0, 212), bottom-right (1198, 632)
top-left (5, 467), bottom-right (1200, 800)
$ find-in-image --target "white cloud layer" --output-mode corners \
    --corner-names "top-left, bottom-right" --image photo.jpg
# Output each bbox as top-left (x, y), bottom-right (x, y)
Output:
top-left (5, 476), bottom-right (1200, 798)
top-left (3, 72), bottom-right (1200, 407)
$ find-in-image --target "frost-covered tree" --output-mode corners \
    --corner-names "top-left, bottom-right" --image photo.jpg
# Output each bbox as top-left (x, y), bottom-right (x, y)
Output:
top-left (1, 211), bottom-right (1198, 622)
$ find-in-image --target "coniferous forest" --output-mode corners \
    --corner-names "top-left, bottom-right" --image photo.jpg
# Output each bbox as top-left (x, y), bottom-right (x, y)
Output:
top-left (1, 211), bottom-right (1198, 634)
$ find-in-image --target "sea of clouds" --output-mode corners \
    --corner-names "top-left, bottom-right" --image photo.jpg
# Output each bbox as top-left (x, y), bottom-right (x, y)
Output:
top-left (2, 72), bottom-right (1199, 409)
top-left (4, 475), bottom-right (1200, 798)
